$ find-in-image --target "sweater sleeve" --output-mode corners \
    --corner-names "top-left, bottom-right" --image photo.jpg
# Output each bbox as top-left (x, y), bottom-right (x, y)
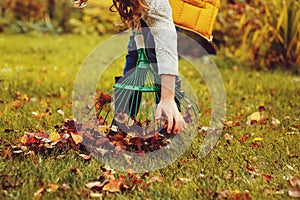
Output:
top-left (142, 0), bottom-right (178, 76)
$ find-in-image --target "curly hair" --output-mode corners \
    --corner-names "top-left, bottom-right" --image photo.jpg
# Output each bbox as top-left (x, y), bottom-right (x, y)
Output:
top-left (73, 0), bottom-right (149, 28)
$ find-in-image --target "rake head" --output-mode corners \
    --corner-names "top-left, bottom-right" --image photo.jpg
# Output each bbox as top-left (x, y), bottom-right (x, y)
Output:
top-left (94, 47), bottom-right (200, 139)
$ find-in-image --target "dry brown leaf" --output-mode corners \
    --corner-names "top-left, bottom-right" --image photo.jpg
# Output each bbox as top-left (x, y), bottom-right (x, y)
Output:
top-left (102, 179), bottom-right (125, 193)
top-left (79, 154), bottom-right (92, 161)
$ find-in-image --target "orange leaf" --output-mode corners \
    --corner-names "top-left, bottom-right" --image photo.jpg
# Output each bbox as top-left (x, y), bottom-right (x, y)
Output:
top-left (247, 163), bottom-right (255, 172)
top-left (239, 136), bottom-right (248, 142)
top-left (102, 179), bottom-right (123, 193)
top-left (262, 174), bottom-right (272, 182)
top-left (12, 100), bottom-right (21, 109)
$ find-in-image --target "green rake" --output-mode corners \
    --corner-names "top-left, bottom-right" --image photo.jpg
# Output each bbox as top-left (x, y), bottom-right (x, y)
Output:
top-left (95, 34), bottom-right (200, 136)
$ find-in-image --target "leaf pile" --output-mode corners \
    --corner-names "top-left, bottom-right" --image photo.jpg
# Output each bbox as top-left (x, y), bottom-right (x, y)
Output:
top-left (82, 92), bottom-right (194, 154)
top-left (6, 92), bottom-right (195, 157)
top-left (3, 119), bottom-right (86, 158)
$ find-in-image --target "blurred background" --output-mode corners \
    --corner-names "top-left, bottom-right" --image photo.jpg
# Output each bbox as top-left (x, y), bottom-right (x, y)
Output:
top-left (0, 0), bottom-right (299, 72)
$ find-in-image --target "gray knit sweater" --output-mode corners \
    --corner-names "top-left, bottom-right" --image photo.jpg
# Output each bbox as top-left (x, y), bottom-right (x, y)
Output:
top-left (142, 0), bottom-right (178, 76)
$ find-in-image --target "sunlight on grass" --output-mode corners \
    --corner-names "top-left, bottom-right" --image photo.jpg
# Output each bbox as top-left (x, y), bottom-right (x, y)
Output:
top-left (0, 34), bottom-right (299, 199)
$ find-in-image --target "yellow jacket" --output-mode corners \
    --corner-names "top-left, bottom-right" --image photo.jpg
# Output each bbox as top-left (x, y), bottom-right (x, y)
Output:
top-left (169, 0), bottom-right (220, 42)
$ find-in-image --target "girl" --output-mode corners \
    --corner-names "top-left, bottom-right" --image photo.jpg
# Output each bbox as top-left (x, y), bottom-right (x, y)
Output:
top-left (73, 0), bottom-right (186, 134)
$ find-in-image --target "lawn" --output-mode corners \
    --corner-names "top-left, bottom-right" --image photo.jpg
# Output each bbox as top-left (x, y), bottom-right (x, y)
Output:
top-left (0, 33), bottom-right (299, 199)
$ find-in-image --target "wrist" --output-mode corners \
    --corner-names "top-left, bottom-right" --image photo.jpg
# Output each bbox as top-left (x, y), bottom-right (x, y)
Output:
top-left (160, 74), bottom-right (176, 99)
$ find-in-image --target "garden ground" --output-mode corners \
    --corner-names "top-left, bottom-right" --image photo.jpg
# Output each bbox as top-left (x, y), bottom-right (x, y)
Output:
top-left (0, 34), bottom-right (299, 199)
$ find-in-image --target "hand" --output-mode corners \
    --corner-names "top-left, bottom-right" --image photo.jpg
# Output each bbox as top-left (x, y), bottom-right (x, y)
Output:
top-left (155, 74), bottom-right (186, 134)
top-left (156, 98), bottom-right (186, 134)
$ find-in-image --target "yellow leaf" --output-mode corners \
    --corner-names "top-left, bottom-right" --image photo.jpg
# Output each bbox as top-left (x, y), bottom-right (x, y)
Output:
top-left (252, 137), bottom-right (264, 142)
top-left (71, 132), bottom-right (82, 144)
top-left (250, 112), bottom-right (261, 121)
top-left (49, 132), bottom-right (61, 142)
top-left (21, 135), bottom-right (28, 144)
top-left (47, 184), bottom-right (59, 192)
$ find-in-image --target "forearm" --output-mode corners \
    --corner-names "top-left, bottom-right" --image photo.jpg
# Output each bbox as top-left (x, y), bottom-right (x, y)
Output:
top-left (160, 74), bottom-right (175, 100)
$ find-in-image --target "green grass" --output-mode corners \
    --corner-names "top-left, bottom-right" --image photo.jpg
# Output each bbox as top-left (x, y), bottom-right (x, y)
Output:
top-left (0, 33), bottom-right (299, 199)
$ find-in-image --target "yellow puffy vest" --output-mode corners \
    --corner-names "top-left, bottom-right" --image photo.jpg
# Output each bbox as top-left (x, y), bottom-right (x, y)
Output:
top-left (169, 0), bottom-right (220, 42)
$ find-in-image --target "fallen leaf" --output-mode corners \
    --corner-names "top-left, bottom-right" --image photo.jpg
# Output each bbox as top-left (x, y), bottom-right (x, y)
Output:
top-left (49, 132), bottom-right (61, 142)
top-left (21, 135), bottom-right (28, 144)
top-left (239, 136), bottom-right (248, 143)
top-left (61, 183), bottom-right (71, 191)
top-left (32, 111), bottom-right (44, 119)
top-left (246, 110), bottom-right (266, 125)
top-left (252, 137), bottom-right (264, 142)
top-left (85, 181), bottom-right (102, 189)
top-left (33, 187), bottom-right (44, 200)
top-left (71, 132), bottom-right (83, 144)
top-left (224, 133), bottom-right (233, 141)
top-left (271, 117), bottom-right (280, 127)
top-left (289, 177), bottom-right (300, 187)
top-left (46, 184), bottom-right (59, 192)
top-left (90, 192), bottom-right (103, 198)
top-left (12, 100), bottom-right (21, 109)
top-left (102, 179), bottom-right (124, 193)
top-left (12, 150), bottom-right (23, 154)
top-left (288, 188), bottom-right (300, 198)
top-left (251, 143), bottom-right (259, 148)
top-left (247, 163), bottom-right (255, 172)
top-left (57, 109), bottom-right (65, 116)
top-left (262, 174), bottom-right (272, 182)
top-left (79, 154), bottom-right (92, 161)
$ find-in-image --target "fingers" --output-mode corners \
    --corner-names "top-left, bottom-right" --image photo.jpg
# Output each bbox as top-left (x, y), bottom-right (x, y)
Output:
top-left (173, 115), bottom-right (186, 134)
top-left (156, 102), bottom-right (187, 134)
top-left (167, 115), bottom-right (174, 133)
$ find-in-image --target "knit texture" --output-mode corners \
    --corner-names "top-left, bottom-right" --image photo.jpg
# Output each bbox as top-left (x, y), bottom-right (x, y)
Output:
top-left (142, 0), bottom-right (178, 76)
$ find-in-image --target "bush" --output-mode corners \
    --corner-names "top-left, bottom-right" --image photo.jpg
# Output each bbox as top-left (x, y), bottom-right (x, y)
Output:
top-left (2, 0), bottom-right (54, 33)
top-left (0, 0), bottom-right (124, 34)
top-left (214, 0), bottom-right (300, 71)
top-left (65, 0), bottom-right (124, 35)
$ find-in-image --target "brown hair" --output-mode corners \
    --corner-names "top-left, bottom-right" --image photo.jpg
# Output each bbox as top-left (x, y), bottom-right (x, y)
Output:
top-left (73, 0), bottom-right (149, 28)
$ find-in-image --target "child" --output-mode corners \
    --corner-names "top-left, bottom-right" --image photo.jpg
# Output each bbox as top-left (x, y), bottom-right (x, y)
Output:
top-left (73, 0), bottom-right (187, 134)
